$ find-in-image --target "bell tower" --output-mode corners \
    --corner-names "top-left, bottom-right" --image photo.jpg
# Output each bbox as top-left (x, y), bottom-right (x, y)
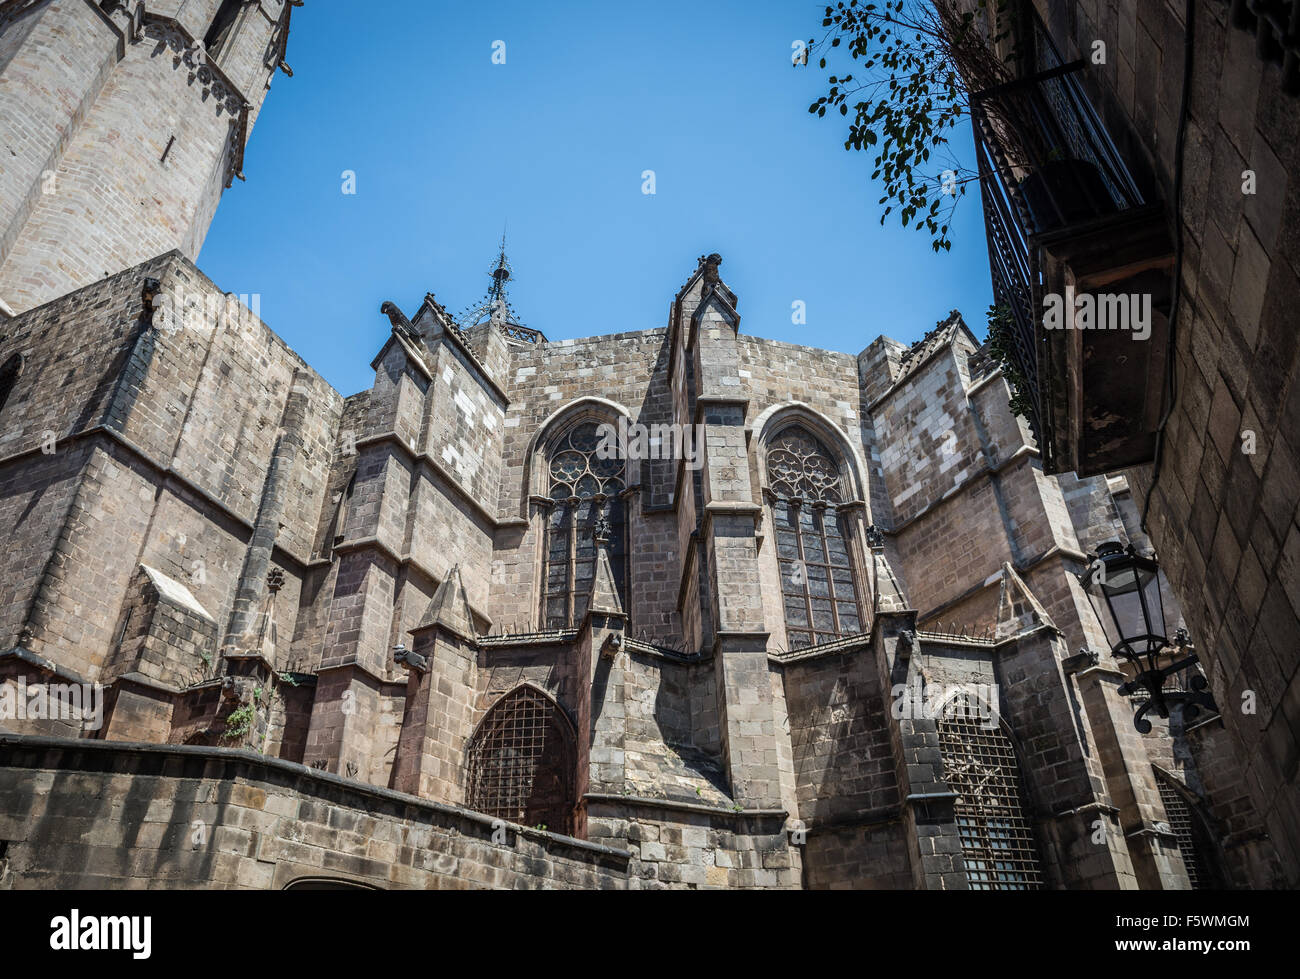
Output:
top-left (0, 0), bottom-right (299, 317)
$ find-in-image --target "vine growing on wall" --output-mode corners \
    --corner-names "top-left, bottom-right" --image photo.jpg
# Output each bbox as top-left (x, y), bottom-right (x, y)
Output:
top-left (984, 302), bottom-right (1035, 421)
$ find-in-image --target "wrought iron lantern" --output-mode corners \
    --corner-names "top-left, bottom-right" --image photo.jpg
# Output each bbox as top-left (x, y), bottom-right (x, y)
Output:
top-left (1079, 542), bottom-right (1216, 732)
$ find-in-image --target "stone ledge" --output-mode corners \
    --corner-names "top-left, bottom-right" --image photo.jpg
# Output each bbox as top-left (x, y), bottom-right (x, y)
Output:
top-left (583, 792), bottom-right (787, 822)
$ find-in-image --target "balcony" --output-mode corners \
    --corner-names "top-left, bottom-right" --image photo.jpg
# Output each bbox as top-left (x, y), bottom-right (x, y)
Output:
top-left (973, 19), bottom-right (1174, 476)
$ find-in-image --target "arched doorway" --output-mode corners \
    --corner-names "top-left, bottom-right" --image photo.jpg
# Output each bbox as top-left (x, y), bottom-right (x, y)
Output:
top-left (283, 877), bottom-right (380, 890)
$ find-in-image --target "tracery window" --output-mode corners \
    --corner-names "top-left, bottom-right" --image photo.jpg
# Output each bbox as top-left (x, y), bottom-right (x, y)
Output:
top-left (938, 701), bottom-right (1044, 890)
top-left (465, 686), bottom-right (575, 835)
top-left (541, 421), bottom-right (627, 629)
top-left (768, 426), bottom-right (861, 649)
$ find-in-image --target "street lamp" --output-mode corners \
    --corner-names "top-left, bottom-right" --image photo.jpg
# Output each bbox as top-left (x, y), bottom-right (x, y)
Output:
top-left (1079, 542), bottom-right (1216, 732)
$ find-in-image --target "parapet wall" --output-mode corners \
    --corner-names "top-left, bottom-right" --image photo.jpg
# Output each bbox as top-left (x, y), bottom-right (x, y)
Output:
top-left (0, 735), bottom-right (631, 889)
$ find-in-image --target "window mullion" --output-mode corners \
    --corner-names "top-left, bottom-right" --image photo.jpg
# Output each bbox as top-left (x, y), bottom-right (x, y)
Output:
top-left (793, 502), bottom-right (813, 639)
top-left (566, 505), bottom-right (576, 627)
top-left (817, 506), bottom-right (840, 637)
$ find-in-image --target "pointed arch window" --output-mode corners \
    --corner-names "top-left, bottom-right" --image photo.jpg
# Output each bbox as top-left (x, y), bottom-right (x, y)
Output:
top-left (938, 699), bottom-right (1044, 890)
top-left (1154, 768), bottom-right (1223, 890)
top-left (541, 421), bottom-right (627, 630)
top-left (466, 686), bottom-right (575, 835)
top-left (767, 426), bottom-right (861, 649)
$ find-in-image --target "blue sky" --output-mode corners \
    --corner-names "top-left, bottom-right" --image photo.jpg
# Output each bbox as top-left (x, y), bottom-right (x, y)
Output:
top-left (199, 0), bottom-right (994, 397)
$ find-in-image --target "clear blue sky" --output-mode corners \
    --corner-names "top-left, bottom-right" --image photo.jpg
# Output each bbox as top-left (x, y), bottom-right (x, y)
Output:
top-left (199, 0), bottom-right (994, 397)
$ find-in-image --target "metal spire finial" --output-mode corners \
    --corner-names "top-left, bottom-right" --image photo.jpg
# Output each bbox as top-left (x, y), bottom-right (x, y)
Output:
top-left (455, 232), bottom-right (546, 344)
top-left (489, 227), bottom-right (512, 303)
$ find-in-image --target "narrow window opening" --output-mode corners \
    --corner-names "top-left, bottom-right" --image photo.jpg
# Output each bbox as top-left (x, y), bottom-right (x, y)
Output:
top-left (0, 354), bottom-right (23, 418)
top-left (541, 421), bottom-right (626, 629)
top-left (204, 0), bottom-right (242, 59)
top-left (1154, 768), bottom-right (1224, 890)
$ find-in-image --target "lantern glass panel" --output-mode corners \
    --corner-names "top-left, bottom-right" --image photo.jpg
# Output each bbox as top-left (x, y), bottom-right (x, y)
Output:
top-left (1102, 564), bottom-right (1149, 648)
top-left (1140, 564), bottom-right (1166, 645)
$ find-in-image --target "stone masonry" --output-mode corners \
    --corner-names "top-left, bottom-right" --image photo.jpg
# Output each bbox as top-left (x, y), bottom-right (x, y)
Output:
top-left (0, 0), bottom-right (1290, 889)
top-left (1026, 0), bottom-right (1300, 888)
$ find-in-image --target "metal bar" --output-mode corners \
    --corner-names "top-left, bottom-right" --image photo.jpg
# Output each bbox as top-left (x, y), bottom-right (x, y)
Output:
top-left (971, 58), bottom-right (1087, 102)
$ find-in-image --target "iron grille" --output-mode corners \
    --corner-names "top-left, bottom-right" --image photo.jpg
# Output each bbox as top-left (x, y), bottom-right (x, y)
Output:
top-left (465, 686), bottom-right (575, 834)
top-left (1154, 769), bottom-right (1217, 889)
top-left (1231, 0), bottom-right (1300, 94)
top-left (938, 702), bottom-right (1044, 890)
top-left (501, 324), bottom-right (545, 344)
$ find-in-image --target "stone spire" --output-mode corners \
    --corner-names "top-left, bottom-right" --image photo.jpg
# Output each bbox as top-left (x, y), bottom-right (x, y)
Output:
top-left (457, 233), bottom-right (545, 342)
top-left (488, 232), bottom-right (512, 317)
top-left (414, 566), bottom-right (477, 643)
top-left (867, 526), bottom-right (909, 614)
top-left (995, 562), bottom-right (1057, 639)
top-left (584, 519), bottom-right (625, 620)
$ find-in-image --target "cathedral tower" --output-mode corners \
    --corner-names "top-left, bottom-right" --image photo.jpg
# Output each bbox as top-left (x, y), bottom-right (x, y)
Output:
top-left (0, 0), bottom-right (296, 316)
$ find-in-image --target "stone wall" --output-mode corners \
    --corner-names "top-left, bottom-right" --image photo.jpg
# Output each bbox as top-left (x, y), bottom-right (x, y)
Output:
top-left (0, 1), bottom-right (291, 315)
top-left (0, 735), bottom-right (631, 889)
top-left (0, 252), bottom-right (342, 687)
top-left (1032, 0), bottom-right (1300, 885)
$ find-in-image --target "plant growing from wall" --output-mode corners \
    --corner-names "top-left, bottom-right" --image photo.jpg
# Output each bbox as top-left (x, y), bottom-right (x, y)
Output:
top-left (222, 704), bottom-right (255, 741)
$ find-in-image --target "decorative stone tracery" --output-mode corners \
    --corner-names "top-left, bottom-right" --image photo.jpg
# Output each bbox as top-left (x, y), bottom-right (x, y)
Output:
top-left (540, 422), bottom-right (628, 629)
top-left (766, 425), bottom-right (862, 649)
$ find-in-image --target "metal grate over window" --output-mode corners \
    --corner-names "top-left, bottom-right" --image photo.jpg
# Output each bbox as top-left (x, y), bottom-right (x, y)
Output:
top-left (1154, 768), bottom-right (1217, 889)
top-left (769, 427), bottom-right (862, 650)
top-left (541, 422), bottom-right (627, 629)
top-left (938, 702), bottom-right (1044, 890)
top-left (465, 687), bottom-right (575, 835)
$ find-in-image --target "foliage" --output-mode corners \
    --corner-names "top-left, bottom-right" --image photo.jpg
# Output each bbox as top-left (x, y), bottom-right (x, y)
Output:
top-left (804, 0), bottom-right (1020, 251)
top-left (222, 704), bottom-right (255, 741)
top-left (984, 302), bottom-right (1035, 420)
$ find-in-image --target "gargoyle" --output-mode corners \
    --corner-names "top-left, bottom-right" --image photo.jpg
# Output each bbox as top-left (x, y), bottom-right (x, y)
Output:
top-left (392, 643), bottom-right (429, 674)
top-left (380, 301), bottom-right (420, 343)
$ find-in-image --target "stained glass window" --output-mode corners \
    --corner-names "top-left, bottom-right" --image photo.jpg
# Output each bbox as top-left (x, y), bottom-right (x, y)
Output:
top-left (541, 422), bottom-right (627, 629)
top-left (768, 426), bottom-right (861, 649)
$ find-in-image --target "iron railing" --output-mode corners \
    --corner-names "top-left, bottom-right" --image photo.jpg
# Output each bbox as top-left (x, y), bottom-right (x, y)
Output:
top-left (971, 16), bottom-right (1153, 465)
